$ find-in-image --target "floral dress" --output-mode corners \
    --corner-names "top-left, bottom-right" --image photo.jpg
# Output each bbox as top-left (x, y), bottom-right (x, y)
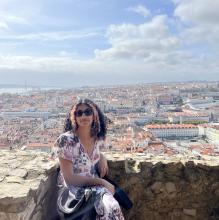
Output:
top-left (54, 131), bottom-right (124, 220)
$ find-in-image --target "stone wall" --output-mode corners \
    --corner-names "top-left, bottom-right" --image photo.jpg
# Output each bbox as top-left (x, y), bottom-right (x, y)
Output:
top-left (106, 154), bottom-right (219, 220)
top-left (0, 150), bottom-right (59, 220)
top-left (0, 150), bottom-right (219, 220)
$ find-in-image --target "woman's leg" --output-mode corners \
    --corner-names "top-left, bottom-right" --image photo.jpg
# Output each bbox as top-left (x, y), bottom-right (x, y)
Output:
top-left (95, 193), bottom-right (124, 220)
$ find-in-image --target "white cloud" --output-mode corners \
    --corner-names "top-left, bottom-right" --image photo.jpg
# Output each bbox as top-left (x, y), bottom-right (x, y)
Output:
top-left (59, 51), bottom-right (79, 57)
top-left (127, 5), bottom-right (151, 18)
top-left (0, 55), bottom-right (129, 75)
top-left (0, 52), bottom-right (218, 85)
top-left (0, 12), bottom-right (30, 32)
top-left (14, 30), bottom-right (102, 41)
top-left (174, 0), bottom-right (219, 25)
top-left (0, 14), bottom-right (29, 25)
top-left (106, 15), bottom-right (170, 44)
top-left (0, 29), bottom-right (103, 42)
top-left (95, 15), bottom-right (180, 60)
top-left (0, 21), bottom-right (9, 30)
top-left (0, 0), bottom-right (219, 84)
top-left (173, 0), bottom-right (219, 51)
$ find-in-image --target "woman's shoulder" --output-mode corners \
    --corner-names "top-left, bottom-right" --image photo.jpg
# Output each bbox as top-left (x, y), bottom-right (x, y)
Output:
top-left (56, 130), bottom-right (79, 148)
top-left (58, 130), bottom-right (77, 139)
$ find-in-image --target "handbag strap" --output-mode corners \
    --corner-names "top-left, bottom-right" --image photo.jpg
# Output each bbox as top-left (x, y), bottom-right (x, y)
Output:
top-left (57, 187), bottom-right (93, 214)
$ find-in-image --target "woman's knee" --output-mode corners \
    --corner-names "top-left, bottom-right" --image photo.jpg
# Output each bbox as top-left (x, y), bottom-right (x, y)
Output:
top-left (102, 194), bottom-right (120, 211)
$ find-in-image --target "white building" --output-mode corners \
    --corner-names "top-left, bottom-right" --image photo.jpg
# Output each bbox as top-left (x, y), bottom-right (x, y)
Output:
top-left (1, 111), bottom-right (51, 120)
top-left (168, 113), bottom-right (210, 123)
top-left (199, 125), bottom-right (219, 144)
top-left (144, 124), bottom-right (199, 138)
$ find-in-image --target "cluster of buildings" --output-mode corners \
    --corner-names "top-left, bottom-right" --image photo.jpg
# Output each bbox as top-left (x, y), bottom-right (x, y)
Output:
top-left (0, 81), bottom-right (218, 158)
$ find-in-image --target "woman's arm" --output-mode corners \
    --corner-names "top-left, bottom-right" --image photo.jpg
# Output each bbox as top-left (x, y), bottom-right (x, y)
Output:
top-left (98, 152), bottom-right (109, 178)
top-left (59, 157), bottom-right (115, 194)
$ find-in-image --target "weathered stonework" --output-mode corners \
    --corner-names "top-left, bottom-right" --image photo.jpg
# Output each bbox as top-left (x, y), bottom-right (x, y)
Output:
top-left (105, 153), bottom-right (219, 220)
top-left (0, 150), bottom-right (219, 220)
top-left (0, 150), bottom-right (58, 220)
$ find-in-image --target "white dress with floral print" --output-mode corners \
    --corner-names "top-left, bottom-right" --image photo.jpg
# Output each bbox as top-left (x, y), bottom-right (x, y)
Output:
top-left (54, 131), bottom-right (124, 220)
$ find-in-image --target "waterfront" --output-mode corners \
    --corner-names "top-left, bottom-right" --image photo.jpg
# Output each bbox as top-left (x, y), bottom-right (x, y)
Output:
top-left (0, 87), bottom-right (62, 94)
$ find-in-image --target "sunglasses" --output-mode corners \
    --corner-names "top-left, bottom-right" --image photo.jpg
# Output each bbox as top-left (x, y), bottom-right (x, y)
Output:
top-left (75, 108), bottom-right (93, 117)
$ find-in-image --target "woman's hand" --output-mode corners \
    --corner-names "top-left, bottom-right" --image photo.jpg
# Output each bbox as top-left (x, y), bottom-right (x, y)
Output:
top-left (101, 179), bottom-right (115, 195)
top-left (98, 153), bottom-right (109, 178)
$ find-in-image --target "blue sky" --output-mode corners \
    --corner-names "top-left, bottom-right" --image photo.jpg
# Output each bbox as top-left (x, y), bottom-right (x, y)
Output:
top-left (0, 0), bottom-right (219, 87)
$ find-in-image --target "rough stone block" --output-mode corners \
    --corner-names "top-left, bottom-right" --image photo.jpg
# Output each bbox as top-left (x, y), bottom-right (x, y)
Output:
top-left (10, 169), bottom-right (28, 178)
top-left (183, 208), bottom-right (197, 216)
top-left (165, 182), bottom-right (177, 193)
top-left (151, 181), bottom-right (163, 194)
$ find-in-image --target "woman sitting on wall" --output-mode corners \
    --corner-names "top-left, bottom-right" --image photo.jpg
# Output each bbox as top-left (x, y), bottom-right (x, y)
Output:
top-left (54, 98), bottom-right (124, 219)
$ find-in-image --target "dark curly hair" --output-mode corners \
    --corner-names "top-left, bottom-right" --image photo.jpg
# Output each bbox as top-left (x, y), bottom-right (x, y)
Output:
top-left (64, 98), bottom-right (107, 140)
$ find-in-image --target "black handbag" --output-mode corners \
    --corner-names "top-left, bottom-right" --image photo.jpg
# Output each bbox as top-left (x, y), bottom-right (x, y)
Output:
top-left (57, 186), bottom-right (96, 220)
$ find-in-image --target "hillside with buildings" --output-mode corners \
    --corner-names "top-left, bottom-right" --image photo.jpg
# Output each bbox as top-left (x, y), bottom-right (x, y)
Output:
top-left (0, 81), bottom-right (219, 160)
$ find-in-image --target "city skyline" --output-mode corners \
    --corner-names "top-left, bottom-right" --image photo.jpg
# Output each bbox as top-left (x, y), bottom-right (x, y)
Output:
top-left (0, 0), bottom-right (219, 86)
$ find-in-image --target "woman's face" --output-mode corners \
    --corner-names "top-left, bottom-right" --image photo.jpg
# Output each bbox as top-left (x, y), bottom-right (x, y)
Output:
top-left (75, 104), bottom-right (94, 128)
